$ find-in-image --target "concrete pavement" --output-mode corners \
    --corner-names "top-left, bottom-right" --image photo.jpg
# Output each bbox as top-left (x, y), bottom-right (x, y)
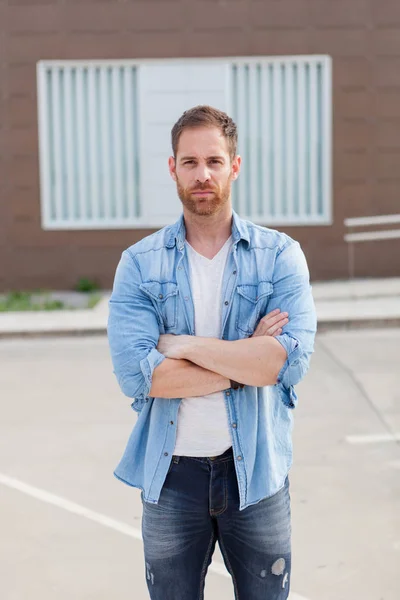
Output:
top-left (0, 331), bottom-right (398, 600)
top-left (0, 277), bottom-right (399, 337)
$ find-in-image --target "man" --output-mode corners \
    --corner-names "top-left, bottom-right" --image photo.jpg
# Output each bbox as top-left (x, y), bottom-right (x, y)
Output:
top-left (108, 105), bottom-right (317, 600)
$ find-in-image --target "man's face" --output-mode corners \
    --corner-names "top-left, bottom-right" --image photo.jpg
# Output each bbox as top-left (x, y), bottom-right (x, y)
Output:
top-left (168, 126), bottom-right (241, 217)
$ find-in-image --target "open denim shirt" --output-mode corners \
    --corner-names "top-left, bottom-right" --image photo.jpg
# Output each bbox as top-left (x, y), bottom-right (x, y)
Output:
top-left (107, 211), bottom-right (317, 510)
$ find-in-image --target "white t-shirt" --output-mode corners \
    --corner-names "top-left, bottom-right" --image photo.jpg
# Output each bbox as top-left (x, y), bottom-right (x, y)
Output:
top-left (173, 237), bottom-right (233, 457)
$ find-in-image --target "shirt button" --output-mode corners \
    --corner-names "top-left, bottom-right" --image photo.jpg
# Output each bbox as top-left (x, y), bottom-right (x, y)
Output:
top-left (224, 300), bottom-right (229, 306)
top-left (164, 452), bottom-right (169, 457)
top-left (178, 266), bottom-right (182, 270)
top-left (185, 296), bottom-right (189, 301)
top-left (233, 270), bottom-right (237, 275)
top-left (159, 294), bottom-right (163, 299)
top-left (170, 421), bottom-right (174, 425)
top-left (232, 423), bottom-right (237, 428)
top-left (237, 455), bottom-right (242, 461)
top-left (226, 391), bottom-right (230, 396)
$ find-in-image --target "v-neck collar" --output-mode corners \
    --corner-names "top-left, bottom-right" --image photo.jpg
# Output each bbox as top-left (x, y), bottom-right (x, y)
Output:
top-left (186, 236), bottom-right (232, 263)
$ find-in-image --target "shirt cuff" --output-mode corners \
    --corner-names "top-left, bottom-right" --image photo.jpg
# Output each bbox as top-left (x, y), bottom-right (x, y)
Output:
top-left (274, 333), bottom-right (303, 388)
top-left (139, 348), bottom-right (166, 398)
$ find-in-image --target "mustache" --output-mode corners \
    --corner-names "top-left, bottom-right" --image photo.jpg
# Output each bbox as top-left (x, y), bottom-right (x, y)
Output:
top-left (190, 184), bottom-right (216, 192)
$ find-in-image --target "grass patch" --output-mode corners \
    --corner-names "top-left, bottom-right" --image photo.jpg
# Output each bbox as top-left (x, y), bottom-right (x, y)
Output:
top-left (86, 292), bottom-right (102, 309)
top-left (0, 291), bottom-right (65, 312)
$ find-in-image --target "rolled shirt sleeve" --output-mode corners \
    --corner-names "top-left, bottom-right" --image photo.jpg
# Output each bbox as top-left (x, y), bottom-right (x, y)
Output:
top-left (107, 250), bottom-right (166, 411)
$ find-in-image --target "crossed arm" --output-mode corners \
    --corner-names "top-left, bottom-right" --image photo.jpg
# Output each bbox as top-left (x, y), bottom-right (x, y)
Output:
top-left (150, 310), bottom-right (288, 399)
top-left (108, 243), bottom-right (316, 403)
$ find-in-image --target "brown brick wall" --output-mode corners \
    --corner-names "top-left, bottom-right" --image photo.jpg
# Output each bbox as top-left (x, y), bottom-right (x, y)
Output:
top-left (0, 0), bottom-right (399, 291)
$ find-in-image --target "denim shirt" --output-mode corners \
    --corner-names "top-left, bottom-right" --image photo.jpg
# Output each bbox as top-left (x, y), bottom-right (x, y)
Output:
top-left (107, 211), bottom-right (317, 510)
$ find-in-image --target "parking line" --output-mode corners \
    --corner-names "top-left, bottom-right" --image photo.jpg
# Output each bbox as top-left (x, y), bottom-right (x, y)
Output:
top-left (346, 433), bottom-right (400, 444)
top-left (0, 472), bottom-right (310, 600)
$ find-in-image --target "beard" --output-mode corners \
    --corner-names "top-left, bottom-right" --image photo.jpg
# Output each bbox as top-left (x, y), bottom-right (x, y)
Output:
top-left (176, 177), bottom-right (231, 216)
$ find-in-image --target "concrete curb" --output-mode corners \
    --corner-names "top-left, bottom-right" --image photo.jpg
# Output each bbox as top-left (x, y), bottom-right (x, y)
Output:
top-left (1, 316), bottom-right (399, 340)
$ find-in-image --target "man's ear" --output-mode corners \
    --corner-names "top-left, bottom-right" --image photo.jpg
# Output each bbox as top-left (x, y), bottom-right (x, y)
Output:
top-left (231, 155), bottom-right (241, 181)
top-left (168, 156), bottom-right (177, 181)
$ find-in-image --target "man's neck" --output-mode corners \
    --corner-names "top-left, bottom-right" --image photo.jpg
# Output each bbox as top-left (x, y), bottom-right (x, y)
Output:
top-left (183, 208), bottom-right (233, 260)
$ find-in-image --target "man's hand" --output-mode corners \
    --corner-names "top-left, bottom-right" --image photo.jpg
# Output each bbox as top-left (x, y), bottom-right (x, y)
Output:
top-left (252, 309), bottom-right (288, 337)
top-left (157, 334), bottom-right (194, 360)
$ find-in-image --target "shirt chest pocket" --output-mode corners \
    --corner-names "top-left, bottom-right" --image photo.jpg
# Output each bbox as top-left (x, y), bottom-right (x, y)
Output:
top-left (140, 281), bottom-right (179, 331)
top-left (236, 281), bottom-right (274, 336)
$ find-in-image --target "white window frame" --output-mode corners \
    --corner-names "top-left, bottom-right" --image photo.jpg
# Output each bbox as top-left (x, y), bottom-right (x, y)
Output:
top-left (37, 56), bottom-right (332, 230)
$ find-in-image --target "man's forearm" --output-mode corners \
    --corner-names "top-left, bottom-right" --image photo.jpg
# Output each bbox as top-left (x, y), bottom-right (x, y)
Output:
top-left (183, 336), bottom-right (287, 387)
top-left (149, 357), bottom-right (230, 399)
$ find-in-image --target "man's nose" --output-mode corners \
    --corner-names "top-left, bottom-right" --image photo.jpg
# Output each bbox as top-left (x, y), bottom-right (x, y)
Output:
top-left (195, 165), bottom-right (211, 183)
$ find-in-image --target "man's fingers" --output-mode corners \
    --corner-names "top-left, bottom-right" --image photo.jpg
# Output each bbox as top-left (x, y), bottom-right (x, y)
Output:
top-left (266, 319), bottom-right (288, 335)
top-left (261, 311), bottom-right (288, 326)
top-left (253, 316), bottom-right (288, 337)
top-left (262, 309), bottom-right (281, 322)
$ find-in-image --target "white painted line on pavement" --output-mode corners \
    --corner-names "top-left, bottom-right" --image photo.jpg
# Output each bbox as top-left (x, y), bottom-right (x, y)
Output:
top-left (0, 472), bottom-right (143, 539)
top-left (346, 433), bottom-right (400, 444)
top-left (0, 472), bottom-right (310, 600)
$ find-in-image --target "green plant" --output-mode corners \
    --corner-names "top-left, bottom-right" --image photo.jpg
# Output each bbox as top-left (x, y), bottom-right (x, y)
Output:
top-left (87, 292), bottom-right (102, 309)
top-left (0, 291), bottom-right (65, 312)
top-left (75, 278), bottom-right (100, 293)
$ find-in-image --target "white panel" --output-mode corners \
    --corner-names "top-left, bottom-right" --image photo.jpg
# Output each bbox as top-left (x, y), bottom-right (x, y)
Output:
top-left (248, 64), bottom-right (259, 217)
top-left (260, 64), bottom-right (271, 219)
top-left (100, 68), bottom-right (111, 220)
top-left (236, 64), bottom-right (247, 217)
top-left (309, 62), bottom-right (318, 218)
top-left (285, 63), bottom-right (295, 219)
top-left (87, 66), bottom-right (99, 221)
top-left (75, 66), bottom-right (86, 221)
top-left (124, 66), bottom-right (136, 220)
top-left (37, 64), bottom-right (52, 228)
top-left (51, 67), bottom-right (63, 222)
top-left (143, 63), bottom-right (228, 92)
top-left (322, 57), bottom-right (332, 223)
top-left (297, 62), bottom-right (306, 218)
top-left (139, 62), bottom-right (231, 223)
top-left (112, 67), bottom-right (123, 219)
top-left (272, 62), bottom-right (282, 219)
top-left (64, 67), bottom-right (75, 220)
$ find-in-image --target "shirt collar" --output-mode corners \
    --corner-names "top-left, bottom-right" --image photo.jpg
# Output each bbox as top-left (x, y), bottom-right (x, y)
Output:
top-left (166, 210), bottom-right (250, 249)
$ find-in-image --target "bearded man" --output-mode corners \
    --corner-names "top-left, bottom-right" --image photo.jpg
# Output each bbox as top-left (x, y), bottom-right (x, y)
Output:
top-left (108, 105), bottom-right (317, 600)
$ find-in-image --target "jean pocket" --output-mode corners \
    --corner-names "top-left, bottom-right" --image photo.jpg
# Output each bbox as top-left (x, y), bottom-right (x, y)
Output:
top-left (236, 281), bottom-right (273, 335)
top-left (140, 281), bottom-right (178, 330)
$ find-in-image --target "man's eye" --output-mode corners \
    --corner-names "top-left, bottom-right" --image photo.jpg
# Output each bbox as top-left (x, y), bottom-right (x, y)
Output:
top-left (210, 160), bottom-right (221, 164)
top-left (184, 160), bottom-right (195, 165)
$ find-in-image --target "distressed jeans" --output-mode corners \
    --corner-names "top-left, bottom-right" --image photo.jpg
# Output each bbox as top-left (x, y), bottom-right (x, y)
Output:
top-left (141, 447), bottom-right (291, 600)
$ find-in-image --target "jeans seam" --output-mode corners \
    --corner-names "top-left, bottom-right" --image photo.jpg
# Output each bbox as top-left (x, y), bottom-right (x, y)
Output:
top-left (218, 534), bottom-right (240, 600)
top-left (198, 531), bottom-right (215, 600)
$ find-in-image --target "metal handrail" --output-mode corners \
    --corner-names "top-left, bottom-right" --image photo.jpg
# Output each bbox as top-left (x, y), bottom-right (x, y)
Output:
top-left (344, 214), bottom-right (400, 278)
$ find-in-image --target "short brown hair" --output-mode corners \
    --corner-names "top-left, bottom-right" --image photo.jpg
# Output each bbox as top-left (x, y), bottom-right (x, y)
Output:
top-left (171, 105), bottom-right (238, 161)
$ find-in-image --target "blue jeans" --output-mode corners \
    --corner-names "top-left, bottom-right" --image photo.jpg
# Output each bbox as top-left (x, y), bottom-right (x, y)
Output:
top-left (141, 447), bottom-right (291, 599)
